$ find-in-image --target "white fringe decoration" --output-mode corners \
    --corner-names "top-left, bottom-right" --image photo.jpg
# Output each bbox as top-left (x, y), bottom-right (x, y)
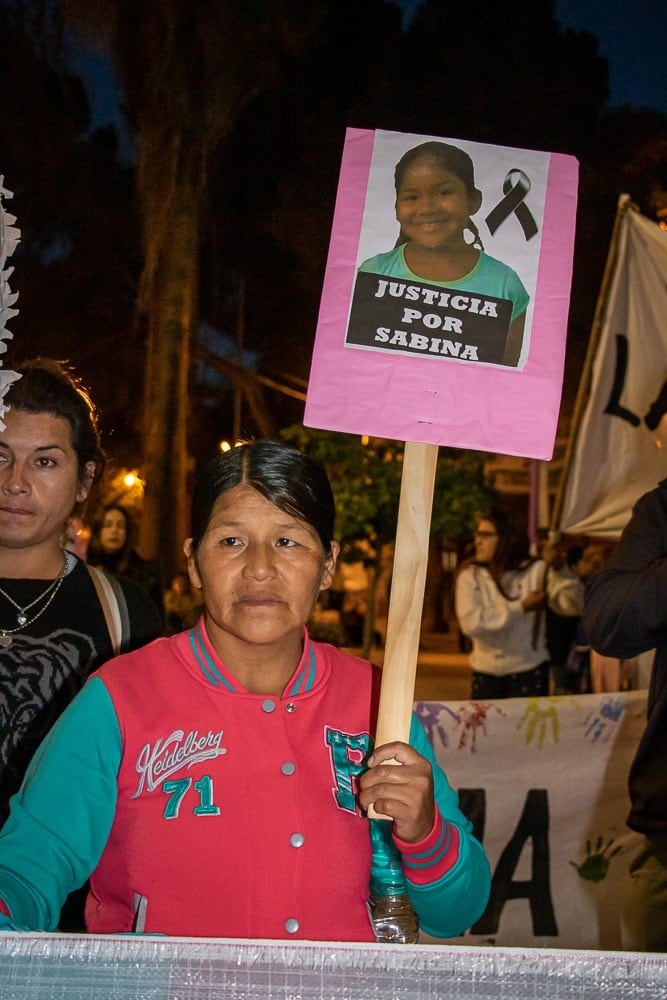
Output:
top-left (0, 177), bottom-right (22, 428)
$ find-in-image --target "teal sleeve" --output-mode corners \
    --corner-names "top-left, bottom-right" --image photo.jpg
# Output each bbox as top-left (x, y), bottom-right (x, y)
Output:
top-left (507, 268), bottom-right (529, 321)
top-left (358, 255), bottom-right (382, 273)
top-left (0, 677), bottom-right (121, 930)
top-left (406, 713), bottom-right (490, 938)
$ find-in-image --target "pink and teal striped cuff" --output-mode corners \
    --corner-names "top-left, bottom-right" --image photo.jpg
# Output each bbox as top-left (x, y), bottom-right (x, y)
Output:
top-left (394, 811), bottom-right (460, 885)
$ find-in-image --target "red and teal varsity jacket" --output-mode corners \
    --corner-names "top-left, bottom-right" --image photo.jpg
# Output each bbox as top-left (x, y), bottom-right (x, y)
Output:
top-left (0, 623), bottom-right (490, 939)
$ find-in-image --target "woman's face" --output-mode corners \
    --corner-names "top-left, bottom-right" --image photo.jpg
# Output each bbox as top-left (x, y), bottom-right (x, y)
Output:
top-left (0, 409), bottom-right (94, 555)
top-left (100, 508), bottom-right (127, 554)
top-left (184, 483), bottom-right (338, 653)
top-left (395, 159), bottom-right (481, 252)
top-left (473, 518), bottom-right (499, 564)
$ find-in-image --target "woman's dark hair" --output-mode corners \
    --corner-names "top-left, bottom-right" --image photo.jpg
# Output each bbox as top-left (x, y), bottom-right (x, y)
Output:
top-left (190, 440), bottom-right (336, 554)
top-left (87, 504), bottom-right (134, 572)
top-left (393, 141), bottom-right (484, 250)
top-left (464, 507), bottom-right (535, 598)
top-left (6, 358), bottom-right (104, 484)
top-left (482, 508), bottom-right (532, 574)
top-left (93, 503), bottom-right (132, 548)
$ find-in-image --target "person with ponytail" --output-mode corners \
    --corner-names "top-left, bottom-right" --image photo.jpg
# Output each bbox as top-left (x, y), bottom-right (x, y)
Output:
top-left (358, 141), bottom-right (529, 366)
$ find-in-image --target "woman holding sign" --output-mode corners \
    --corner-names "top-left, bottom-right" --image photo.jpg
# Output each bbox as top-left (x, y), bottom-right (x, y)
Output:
top-left (0, 441), bottom-right (490, 941)
top-left (358, 141), bottom-right (529, 367)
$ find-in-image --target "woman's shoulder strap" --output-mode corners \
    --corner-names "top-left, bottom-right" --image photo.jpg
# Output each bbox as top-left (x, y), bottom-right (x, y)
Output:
top-left (86, 563), bottom-right (131, 655)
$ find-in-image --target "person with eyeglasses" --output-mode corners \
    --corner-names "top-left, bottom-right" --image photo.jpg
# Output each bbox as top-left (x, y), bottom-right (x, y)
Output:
top-left (455, 509), bottom-right (565, 699)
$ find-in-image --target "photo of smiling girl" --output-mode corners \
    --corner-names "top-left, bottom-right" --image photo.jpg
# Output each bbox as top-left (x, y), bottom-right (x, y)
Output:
top-left (358, 141), bottom-right (530, 367)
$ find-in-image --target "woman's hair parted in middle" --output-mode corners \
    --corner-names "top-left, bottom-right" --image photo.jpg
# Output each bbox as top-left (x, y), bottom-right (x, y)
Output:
top-left (189, 440), bottom-right (336, 554)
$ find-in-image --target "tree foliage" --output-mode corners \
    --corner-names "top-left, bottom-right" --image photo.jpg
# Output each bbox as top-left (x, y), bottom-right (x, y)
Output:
top-left (55, 0), bottom-right (336, 575)
top-left (280, 425), bottom-right (496, 546)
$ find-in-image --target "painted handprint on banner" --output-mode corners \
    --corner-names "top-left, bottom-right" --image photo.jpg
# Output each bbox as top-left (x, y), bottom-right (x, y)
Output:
top-left (570, 836), bottom-right (621, 883)
top-left (516, 697), bottom-right (560, 748)
top-left (583, 697), bottom-right (626, 744)
top-left (415, 700), bottom-right (504, 754)
top-left (455, 701), bottom-right (504, 753)
top-left (414, 702), bottom-right (459, 751)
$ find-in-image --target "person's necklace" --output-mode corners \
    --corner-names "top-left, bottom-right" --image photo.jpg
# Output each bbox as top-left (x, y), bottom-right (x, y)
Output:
top-left (0, 550), bottom-right (71, 647)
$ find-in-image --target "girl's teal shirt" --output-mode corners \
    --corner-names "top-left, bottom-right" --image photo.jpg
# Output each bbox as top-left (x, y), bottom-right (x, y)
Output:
top-left (359, 245), bottom-right (529, 322)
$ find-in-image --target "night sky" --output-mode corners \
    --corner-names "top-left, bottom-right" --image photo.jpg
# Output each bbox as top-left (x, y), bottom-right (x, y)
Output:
top-left (552, 0), bottom-right (667, 114)
top-left (396, 0), bottom-right (667, 115)
top-left (69, 2), bottom-right (667, 138)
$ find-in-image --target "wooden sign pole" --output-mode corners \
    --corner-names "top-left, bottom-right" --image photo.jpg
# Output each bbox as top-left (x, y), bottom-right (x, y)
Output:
top-left (375, 440), bottom-right (438, 747)
top-left (369, 440), bottom-right (438, 821)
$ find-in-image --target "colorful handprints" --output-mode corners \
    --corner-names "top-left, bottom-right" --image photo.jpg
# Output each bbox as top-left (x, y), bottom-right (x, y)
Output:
top-left (583, 696), bottom-right (626, 743)
top-left (570, 836), bottom-right (621, 882)
top-left (516, 697), bottom-right (562, 748)
top-left (415, 700), bottom-right (504, 753)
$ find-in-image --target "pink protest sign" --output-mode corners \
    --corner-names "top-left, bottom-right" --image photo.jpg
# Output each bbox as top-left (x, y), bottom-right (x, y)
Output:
top-left (304, 128), bottom-right (578, 459)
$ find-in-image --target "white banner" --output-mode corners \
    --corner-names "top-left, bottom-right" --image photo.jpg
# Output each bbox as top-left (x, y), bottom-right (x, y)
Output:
top-left (559, 205), bottom-right (667, 538)
top-left (416, 691), bottom-right (646, 950)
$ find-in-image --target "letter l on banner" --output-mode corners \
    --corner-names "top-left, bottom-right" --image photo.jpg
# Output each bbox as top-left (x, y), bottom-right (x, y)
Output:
top-left (557, 200), bottom-right (667, 539)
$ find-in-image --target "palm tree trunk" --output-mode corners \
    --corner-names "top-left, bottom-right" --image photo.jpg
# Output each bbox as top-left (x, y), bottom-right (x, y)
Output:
top-left (137, 146), bottom-right (201, 578)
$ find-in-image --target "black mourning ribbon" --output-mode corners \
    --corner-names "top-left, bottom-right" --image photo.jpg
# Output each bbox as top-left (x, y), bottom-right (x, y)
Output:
top-left (485, 169), bottom-right (538, 241)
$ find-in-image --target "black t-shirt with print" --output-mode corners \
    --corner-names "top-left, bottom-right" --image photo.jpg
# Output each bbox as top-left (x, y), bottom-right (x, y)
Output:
top-left (0, 556), bottom-right (163, 824)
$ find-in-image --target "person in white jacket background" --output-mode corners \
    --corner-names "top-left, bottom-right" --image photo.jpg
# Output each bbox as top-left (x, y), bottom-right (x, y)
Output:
top-left (455, 509), bottom-right (568, 699)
